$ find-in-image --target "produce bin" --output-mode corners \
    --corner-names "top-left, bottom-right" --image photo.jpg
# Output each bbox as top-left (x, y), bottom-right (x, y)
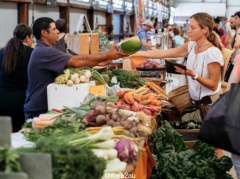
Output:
top-left (0, 172), bottom-right (28, 179)
top-left (47, 81), bottom-right (95, 111)
top-left (18, 153), bottom-right (52, 179)
top-left (0, 116), bottom-right (11, 148)
top-left (67, 33), bottom-right (99, 55)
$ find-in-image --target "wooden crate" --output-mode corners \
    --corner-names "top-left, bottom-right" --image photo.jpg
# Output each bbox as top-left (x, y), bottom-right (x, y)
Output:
top-left (67, 33), bottom-right (99, 55)
top-left (176, 129), bottom-right (199, 141)
top-left (185, 140), bottom-right (197, 149)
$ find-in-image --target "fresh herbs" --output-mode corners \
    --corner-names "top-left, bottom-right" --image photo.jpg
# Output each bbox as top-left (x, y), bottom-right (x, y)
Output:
top-left (22, 121), bottom-right (85, 142)
top-left (107, 69), bottom-right (147, 89)
top-left (150, 120), bottom-right (233, 179)
top-left (0, 147), bottom-right (22, 173)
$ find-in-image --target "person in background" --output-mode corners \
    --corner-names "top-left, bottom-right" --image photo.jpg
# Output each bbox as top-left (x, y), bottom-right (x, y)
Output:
top-left (137, 19), bottom-right (155, 51)
top-left (225, 15), bottom-right (237, 82)
top-left (214, 18), bottom-right (225, 37)
top-left (24, 17), bottom-right (127, 119)
top-left (165, 25), bottom-right (174, 48)
top-left (183, 20), bottom-right (189, 31)
top-left (221, 17), bottom-right (228, 35)
top-left (227, 55), bottom-right (240, 179)
top-left (146, 17), bottom-right (155, 44)
top-left (225, 15), bottom-right (236, 49)
top-left (151, 21), bottom-right (160, 35)
top-left (55, 19), bottom-right (67, 53)
top-left (213, 27), bottom-right (220, 37)
top-left (172, 28), bottom-right (185, 47)
top-left (0, 24), bottom-right (33, 132)
top-left (230, 11), bottom-right (240, 65)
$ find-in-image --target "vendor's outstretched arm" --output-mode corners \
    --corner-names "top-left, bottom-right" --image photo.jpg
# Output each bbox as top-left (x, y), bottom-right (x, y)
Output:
top-left (67, 44), bottom-right (127, 68)
top-left (131, 42), bottom-right (189, 59)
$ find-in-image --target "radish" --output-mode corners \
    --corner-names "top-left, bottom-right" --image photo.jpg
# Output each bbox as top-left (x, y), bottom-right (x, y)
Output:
top-left (85, 70), bottom-right (92, 79)
top-left (67, 80), bottom-right (73, 86)
top-left (80, 75), bottom-right (86, 82)
top-left (71, 75), bottom-right (77, 81)
top-left (74, 78), bottom-right (80, 84)
top-left (74, 73), bottom-right (79, 78)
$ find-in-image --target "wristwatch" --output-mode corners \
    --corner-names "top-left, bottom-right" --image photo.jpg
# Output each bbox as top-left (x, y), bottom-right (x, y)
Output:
top-left (192, 73), bottom-right (198, 80)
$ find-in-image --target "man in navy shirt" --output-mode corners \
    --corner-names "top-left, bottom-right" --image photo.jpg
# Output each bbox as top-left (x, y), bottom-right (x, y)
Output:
top-left (24, 17), bottom-right (126, 119)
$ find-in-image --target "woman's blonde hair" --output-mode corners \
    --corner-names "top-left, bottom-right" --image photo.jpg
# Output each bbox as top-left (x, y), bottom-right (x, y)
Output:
top-left (190, 12), bottom-right (222, 51)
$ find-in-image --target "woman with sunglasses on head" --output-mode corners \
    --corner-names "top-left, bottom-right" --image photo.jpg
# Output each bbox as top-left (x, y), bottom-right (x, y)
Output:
top-left (0, 24), bottom-right (33, 132)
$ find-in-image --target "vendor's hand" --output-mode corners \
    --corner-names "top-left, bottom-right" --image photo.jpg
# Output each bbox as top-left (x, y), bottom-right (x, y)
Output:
top-left (107, 44), bottom-right (127, 60)
top-left (97, 60), bottom-right (113, 66)
top-left (174, 65), bottom-right (195, 77)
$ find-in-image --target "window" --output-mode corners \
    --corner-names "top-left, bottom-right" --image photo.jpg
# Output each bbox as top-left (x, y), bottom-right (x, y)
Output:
top-left (113, 0), bottom-right (124, 9)
top-left (144, 0), bottom-right (157, 16)
top-left (161, 5), bottom-right (169, 19)
top-left (96, 0), bottom-right (109, 6)
top-left (125, 1), bottom-right (133, 12)
top-left (74, 0), bottom-right (90, 3)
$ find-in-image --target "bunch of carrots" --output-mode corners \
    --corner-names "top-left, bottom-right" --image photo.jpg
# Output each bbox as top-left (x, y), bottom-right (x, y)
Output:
top-left (110, 82), bottom-right (173, 116)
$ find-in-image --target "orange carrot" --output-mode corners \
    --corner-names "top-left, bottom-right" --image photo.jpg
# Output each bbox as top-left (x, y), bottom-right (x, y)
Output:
top-left (134, 94), bottom-right (143, 102)
top-left (151, 99), bottom-right (158, 105)
top-left (155, 100), bottom-right (161, 106)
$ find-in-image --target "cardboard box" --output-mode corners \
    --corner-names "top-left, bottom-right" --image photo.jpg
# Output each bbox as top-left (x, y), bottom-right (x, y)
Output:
top-left (67, 33), bottom-right (99, 55)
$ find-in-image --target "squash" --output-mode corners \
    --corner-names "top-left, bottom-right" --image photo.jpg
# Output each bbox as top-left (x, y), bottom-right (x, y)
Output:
top-left (33, 117), bottom-right (55, 130)
top-left (89, 85), bottom-right (106, 96)
top-left (124, 91), bottom-right (133, 98)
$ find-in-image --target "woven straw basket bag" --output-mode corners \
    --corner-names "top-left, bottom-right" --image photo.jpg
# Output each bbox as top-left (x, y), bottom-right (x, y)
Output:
top-left (168, 85), bottom-right (192, 114)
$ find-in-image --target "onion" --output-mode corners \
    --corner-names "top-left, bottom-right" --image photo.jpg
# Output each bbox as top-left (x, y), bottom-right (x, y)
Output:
top-left (74, 78), bottom-right (80, 84)
top-left (67, 80), bottom-right (73, 86)
top-left (74, 73), bottom-right (79, 78)
top-left (80, 75), bottom-right (86, 82)
top-left (71, 75), bottom-right (77, 81)
top-left (85, 70), bottom-right (92, 79)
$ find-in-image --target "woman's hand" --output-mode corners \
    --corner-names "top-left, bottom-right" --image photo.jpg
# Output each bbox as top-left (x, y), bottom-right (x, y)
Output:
top-left (174, 65), bottom-right (195, 77)
top-left (129, 51), bottom-right (145, 58)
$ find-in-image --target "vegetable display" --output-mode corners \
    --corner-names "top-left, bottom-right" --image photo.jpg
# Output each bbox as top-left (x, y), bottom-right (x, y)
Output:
top-left (54, 67), bottom-right (105, 86)
top-left (54, 67), bottom-right (92, 86)
top-left (111, 84), bottom-right (173, 116)
top-left (18, 139), bottom-right (106, 179)
top-left (150, 120), bottom-right (233, 179)
top-left (107, 69), bottom-right (147, 89)
top-left (137, 59), bottom-right (165, 69)
top-left (23, 120), bottom-right (85, 142)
